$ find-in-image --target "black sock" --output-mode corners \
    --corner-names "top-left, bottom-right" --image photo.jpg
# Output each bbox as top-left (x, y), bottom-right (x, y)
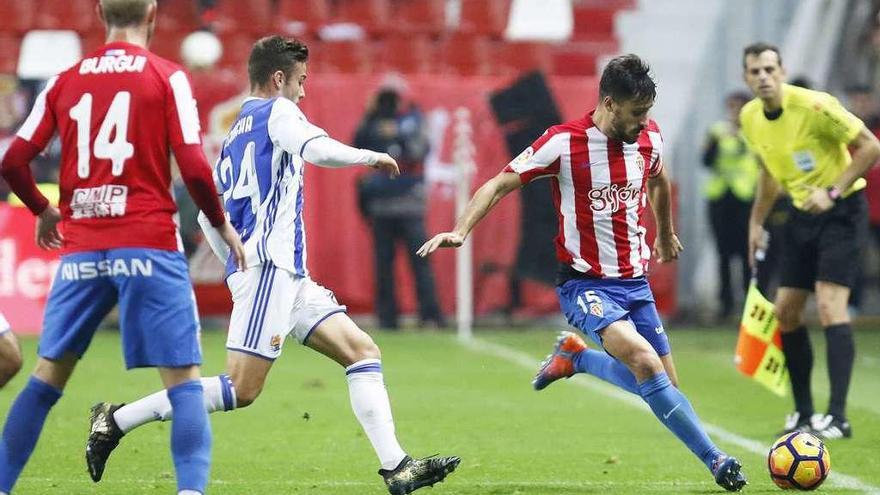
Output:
top-left (825, 324), bottom-right (855, 420)
top-left (781, 326), bottom-right (814, 418)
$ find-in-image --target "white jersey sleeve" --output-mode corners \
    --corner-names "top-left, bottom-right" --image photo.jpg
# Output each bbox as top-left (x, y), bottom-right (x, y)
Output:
top-left (267, 97), bottom-right (328, 156)
top-left (267, 97), bottom-right (380, 167)
top-left (301, 135), bottom-right (380, 167)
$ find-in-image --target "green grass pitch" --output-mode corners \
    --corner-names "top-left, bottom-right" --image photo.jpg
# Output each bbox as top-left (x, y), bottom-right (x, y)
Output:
top-left (2, 327), bottom-right (878, 494)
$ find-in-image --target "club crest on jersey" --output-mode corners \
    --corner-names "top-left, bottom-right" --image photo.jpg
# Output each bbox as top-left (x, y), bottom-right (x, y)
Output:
top-left (270, 334), bottom-right (282, 352)
top-left (590, 302), bottom-right (604, 317)
top-left (71, 185), bottom-right (128, 219)
top-left (588, 183), bottom-right (641, 212)
top-left (635, 153), bottom-right (646, 174)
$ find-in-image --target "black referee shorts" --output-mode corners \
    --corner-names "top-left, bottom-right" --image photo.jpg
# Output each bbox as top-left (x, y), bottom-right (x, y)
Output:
top-left (778, 191), bottom-right (867, 290)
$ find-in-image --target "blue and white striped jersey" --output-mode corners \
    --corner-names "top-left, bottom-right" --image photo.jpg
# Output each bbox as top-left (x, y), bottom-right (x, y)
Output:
top-left (215, 96), bottom-right (326, 277)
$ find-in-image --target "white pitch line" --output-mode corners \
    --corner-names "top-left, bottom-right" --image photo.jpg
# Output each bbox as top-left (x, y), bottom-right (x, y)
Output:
top-left (465, 338), bottom-right (880, 495)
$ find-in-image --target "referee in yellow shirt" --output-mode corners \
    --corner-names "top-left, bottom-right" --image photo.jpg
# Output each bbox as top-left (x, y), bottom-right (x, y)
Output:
top-left (741, 42), bottom-right (880, 440)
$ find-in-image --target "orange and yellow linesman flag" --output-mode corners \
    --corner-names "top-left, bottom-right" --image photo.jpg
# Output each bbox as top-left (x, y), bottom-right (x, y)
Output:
top-left (734, 282), bottom-right (788, 396)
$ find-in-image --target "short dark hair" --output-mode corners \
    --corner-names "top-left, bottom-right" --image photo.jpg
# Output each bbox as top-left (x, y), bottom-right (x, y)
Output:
top-left (248, 36), bottom-right (309, 89)
top-left (742, 42), bottom-right (782, 68)
top-left (100, 0), bottom-right (153, 28)
top-left (599, 54), bottom-right (656, 103)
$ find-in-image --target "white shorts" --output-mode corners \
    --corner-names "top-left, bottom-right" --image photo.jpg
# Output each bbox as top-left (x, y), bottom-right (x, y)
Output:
top-left (225, 264), bottom-right (346, 360)
top-left (0, 312), bottom-right (9, 335)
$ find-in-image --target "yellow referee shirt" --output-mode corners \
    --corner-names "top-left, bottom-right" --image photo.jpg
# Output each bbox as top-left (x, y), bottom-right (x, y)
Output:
top-left (739, 83), bottom-right (865, 210)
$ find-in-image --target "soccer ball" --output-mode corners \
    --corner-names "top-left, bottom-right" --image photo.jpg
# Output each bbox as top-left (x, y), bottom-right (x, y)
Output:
top-left (768, 431), bottom-right (831, 490)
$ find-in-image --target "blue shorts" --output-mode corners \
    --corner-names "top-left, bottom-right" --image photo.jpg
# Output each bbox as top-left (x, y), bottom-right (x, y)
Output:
top-left (40, 248), bottom-right (202, 369)
top-left (557, 277), bottom-right (670, 357)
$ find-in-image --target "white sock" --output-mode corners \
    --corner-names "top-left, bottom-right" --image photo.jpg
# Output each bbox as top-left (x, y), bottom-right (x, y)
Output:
top-left (114, 375), bottom-right (236, 434)
top-left (346, 359), bottom-right (407, 470)
top-left (179, 490), bottom-right (202, 495)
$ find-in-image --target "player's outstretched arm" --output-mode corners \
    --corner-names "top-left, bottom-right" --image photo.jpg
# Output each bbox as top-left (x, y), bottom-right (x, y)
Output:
top-left (417, 171), bottom-right (521, 257)
top-left (646, 166), bottom-right (682, 263)
top-left (301, 136), bottom-right (400, 177)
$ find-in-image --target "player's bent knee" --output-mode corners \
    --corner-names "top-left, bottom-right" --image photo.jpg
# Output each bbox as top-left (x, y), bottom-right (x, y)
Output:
top-left (625, 349), bottom-right (664, 380)
top-left (354, 338), bottom-right (381, 362)
top-left (338, 331), bottom-right (381, 365)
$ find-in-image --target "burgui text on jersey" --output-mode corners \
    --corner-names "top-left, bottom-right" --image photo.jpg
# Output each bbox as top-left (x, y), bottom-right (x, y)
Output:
top-left (79, 53), bottom-right (147, 75)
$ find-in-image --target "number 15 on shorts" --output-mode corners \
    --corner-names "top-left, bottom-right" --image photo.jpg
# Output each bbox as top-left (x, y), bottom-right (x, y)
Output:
top-left (576, 290), bottom-right (604, 318)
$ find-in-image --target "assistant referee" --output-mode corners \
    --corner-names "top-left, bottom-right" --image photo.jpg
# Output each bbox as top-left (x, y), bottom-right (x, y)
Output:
top-left (740, 42), bottom-right (880, 439)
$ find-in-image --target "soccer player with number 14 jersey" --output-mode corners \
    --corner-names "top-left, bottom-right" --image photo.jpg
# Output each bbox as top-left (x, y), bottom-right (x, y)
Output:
top-left (420, 54), bottom-right (748, 492)
top-left (0, 1), bottom-right (246, 494)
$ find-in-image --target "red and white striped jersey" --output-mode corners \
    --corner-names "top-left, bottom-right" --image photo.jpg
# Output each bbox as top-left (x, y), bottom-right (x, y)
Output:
top-left (14, 41), bottom-right (220, 253)
top-left (504, 112), bottom-right (664, 279)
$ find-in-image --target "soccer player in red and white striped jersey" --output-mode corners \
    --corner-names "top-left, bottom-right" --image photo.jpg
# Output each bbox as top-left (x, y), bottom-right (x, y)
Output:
top-left (419, 54), bottom-right (747, 491)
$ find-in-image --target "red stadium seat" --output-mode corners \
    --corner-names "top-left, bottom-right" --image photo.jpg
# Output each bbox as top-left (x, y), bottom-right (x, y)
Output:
top-left (492, 41), bottom-right (552, 77)
top-left (380, 35), bottom-right (435, 74)
top-left (210, 0), bottom-right (272, 35)
top-left (148, 29), bottom-right (190, 64)
top-left (335, 0), bottom-right (391, 35)
top-left (0, 1), bottom-right (34, 34)
top-left (156, 0), bottom-right (201, 32)
top-left (0, 33), bottom-right (21, 74)
top-left (438, 33), bottom-right (491, 76)
top-left (34, 0), bottom-right (99, 32)
top-left (551, 47), bottom-right (599, 76)
top-left (218, 33), bottom-right (258, 72)
top-left (276, 0), bottom-right (331, 37)
top-left (309, 40), bottom-right (374, 74)
top-left (392, 0), bottom-right (446, 36)
top-left (571, 6), bottom-right (618, 41)
top-left (572, 0), bottom-right (634, 9)
top-left (459, 0), bottom-right (510, 38)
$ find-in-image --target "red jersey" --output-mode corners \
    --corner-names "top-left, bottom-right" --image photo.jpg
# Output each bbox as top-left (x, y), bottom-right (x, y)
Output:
top-left (4, 41), bottom-right (224, 253)
top-left (504, 112), bottom-right (664, 279)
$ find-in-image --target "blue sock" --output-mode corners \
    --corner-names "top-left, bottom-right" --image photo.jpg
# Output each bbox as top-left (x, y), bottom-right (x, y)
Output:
top-left (168, 380), bottom-right (212, 494)
top-left (0, 377), bottom-right (62, 492)
top-left (572, 349), bottom-right (639, 394)
top-left (638, 372), bottom-right (721, 471)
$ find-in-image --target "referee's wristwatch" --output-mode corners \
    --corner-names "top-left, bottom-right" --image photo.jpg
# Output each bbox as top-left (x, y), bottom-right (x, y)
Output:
top-left (826, 185), bottom-right (842, 203)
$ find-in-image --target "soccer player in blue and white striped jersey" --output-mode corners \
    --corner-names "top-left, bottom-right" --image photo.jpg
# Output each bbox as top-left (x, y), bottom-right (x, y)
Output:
top-left (86, 36), bottom-right (459, 495)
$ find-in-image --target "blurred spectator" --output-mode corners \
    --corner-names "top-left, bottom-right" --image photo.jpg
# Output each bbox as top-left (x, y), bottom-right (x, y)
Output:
top-left (703, 91), bottom-right (759, 320)
top-left (355, 85), bottom-right (445, 329)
